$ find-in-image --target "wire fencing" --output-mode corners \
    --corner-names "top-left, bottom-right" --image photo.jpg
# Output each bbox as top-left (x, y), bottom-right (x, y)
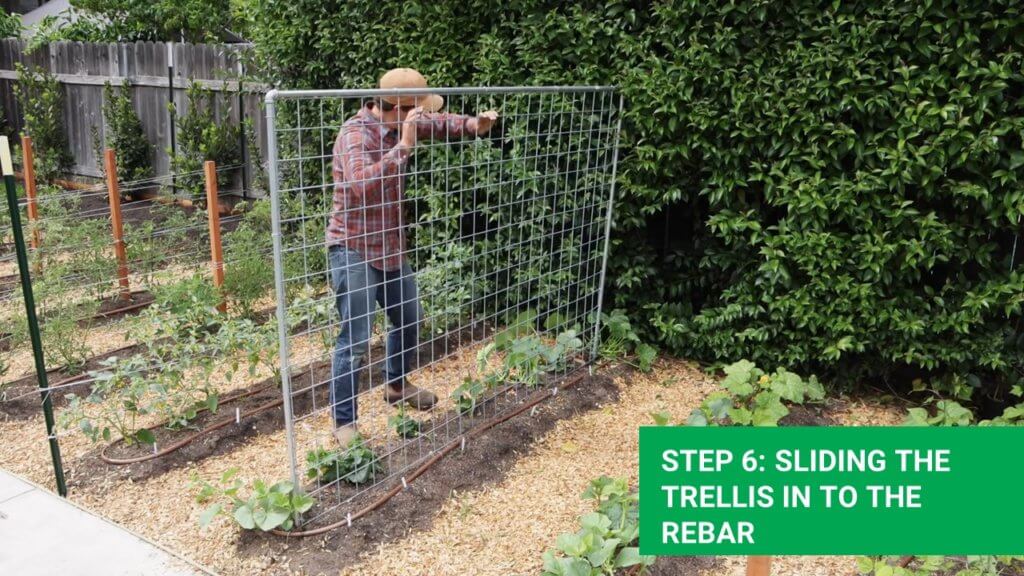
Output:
top-left (266, 86), bottom-right (622, 527)
top-left (0, 145), bottom-right (277, 488)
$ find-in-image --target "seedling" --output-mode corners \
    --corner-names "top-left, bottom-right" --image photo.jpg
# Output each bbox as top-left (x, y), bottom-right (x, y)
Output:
top-left (305, 437), bottom-right (383, 485)
top-left (452, 376), bottom-right (489, 415)
top-left (195, 468), bottom-right (312, 532)
top-left (388, 405), bottom-right (421, 439)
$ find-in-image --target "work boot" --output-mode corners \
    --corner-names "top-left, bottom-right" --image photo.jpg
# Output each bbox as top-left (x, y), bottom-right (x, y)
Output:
top-left (333, 423), bottom-right (359, 448)
top-left (384, 378), bottom-right (437, 410)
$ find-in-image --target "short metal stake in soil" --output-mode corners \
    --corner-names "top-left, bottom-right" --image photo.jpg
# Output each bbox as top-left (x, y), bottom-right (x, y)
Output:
top-left (1, 136), bottom-right (67, 497)
top-left (104, 149), bottom-right (131, 300)
top-left (747, 555), bottom-right (772, 576)
top-left (204, 160), bottom-right (226, 313)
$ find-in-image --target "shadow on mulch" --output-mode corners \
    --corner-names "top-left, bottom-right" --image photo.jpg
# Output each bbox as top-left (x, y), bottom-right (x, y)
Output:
top-left (648, 556), bottom-right (720, 575)
top-left (233, 367), bottom-right (625, 575)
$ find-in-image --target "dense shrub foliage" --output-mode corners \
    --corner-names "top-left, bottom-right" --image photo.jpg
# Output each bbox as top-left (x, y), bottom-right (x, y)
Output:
top-left (48, 0), bottom-right (234, 43)
top-left (0, 9), bottom-right (22, 39)
top-left (170, 84), bottom-right (242, 202)
top-left (93, 83), bottom-right (152, 183)
top-left (247, 1), bottom-right (1024, 400)
top-left (16, 64), bottom-right (73, 181)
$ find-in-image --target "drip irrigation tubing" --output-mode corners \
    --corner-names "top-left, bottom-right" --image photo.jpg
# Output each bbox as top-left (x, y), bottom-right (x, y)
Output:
top-left (1, 341), bottom-right (140, 397)
top-left (269, 366), bottom-right (590, 538)
top-left (99, 382), bottom-right (281, 465)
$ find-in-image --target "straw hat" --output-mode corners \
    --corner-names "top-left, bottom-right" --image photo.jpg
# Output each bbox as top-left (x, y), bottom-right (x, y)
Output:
top-left (379, 68), bottom-right (444, 112)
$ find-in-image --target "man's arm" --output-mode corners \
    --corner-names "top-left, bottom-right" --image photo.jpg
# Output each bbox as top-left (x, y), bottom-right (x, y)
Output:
top-left (336, 123), bottom-right (410, 205)
top-left (415, 110), bottom-right (499, 140)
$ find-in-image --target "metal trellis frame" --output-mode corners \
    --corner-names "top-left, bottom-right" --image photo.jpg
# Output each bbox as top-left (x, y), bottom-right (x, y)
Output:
top-left (265, 85), bottom-right (622, 527)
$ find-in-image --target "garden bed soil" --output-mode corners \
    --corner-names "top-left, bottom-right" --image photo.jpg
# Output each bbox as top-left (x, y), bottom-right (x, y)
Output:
top-left (233, 365), bottom-right (624, 575)
top-left (61, 322), bottom-right (496, 486)
top-left (0, 340), bottom-right (142, 420)
top-left (73, 375), bottom-right (298, 487)
top-left (780, 402), bottom-right (837, 426)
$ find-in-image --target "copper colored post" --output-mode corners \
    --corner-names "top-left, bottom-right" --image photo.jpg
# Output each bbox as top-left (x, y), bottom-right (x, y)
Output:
top-left (105, 149), bottom-right (130, 300)
top-left (21, 136), bottom-right (41, 273)
top-left (204, 160), bottom-right (226, 313)
top-left (747, 556), bottom-right (772, 576)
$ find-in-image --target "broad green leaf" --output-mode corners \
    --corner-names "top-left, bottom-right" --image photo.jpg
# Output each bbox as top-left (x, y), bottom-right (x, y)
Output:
top-left (233, 505), bottom-right (255, 530)
top-left (686, 409), bottom-right (709, 426)
top-left (650, 411), bottom-right (671, 426)
top-left (198, 503), bottom-right (222, 527)
top-left (727, 406), bottom-right (753, 426)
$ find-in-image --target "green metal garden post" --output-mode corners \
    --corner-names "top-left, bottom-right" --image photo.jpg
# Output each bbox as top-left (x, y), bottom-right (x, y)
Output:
top-left (0, 136), bottom-right (67, 497)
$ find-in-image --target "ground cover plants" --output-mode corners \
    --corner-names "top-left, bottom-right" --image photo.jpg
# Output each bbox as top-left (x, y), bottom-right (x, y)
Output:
top-left (685, 360), bottom-right (825, 427)
top-left (542, 476), bottom-right (654, 576)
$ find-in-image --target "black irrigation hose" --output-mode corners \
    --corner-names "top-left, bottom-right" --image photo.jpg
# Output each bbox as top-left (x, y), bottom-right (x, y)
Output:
top-left (270, 368), bottom-right (591, 538)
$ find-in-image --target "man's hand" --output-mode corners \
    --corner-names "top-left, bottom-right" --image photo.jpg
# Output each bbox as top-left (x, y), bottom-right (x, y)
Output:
top-left (400, 107), bottom-right (424, 148)
top-left (476, 110), bottom-right (499, 135)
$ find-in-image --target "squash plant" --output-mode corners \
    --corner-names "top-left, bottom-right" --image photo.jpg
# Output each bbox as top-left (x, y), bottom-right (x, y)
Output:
top-left (542, 476), bottom-right (655, 576)
top-left (686, 360), bottom-right (825, 427)
top-left (388, 405), bottom-right (420, 439)
top-left (305, 436), bottom-right (383, 486)
top-left (857, 555), bottom-right (1024, 576)
top-left (195, 468), bottom-right (313, 532)
top-left (597, 309), bottom-right (658, 373)
top-left (452, 327), bottom-right (584, 415)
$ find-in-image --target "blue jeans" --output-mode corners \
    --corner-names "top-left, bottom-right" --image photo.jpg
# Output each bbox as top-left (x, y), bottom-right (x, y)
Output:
top-left (329, 246), bottom-right (421, 426)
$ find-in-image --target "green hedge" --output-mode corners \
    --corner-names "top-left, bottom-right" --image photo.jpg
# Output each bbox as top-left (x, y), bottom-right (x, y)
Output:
top-left (247, 1), bottom-right (1024, 398)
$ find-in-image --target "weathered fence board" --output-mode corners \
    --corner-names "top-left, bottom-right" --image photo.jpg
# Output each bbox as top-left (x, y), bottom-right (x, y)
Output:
top-left (0, 38), bottom-right (267, 193)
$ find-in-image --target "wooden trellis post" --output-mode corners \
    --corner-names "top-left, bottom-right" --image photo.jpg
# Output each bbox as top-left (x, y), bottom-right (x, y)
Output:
top-left (747, 556), bottom-right (772, 576)
top-left (204, 160), bottom-right (226, 313)
top-left (21, 136), bottom-right (41, 271)
top-left (105, 149), bottom-right (131, 301)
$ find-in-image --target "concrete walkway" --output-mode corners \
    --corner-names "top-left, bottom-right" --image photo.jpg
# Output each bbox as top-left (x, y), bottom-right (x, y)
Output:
top-left (0, 469), bottom-right (211, 576)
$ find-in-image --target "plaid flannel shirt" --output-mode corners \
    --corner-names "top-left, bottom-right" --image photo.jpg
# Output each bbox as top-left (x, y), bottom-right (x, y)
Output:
top-left (328, 107), bottom-right (479, 271)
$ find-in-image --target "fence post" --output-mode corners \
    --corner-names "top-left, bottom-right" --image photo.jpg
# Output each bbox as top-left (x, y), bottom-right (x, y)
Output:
top-left (104, 149), bottom-right (131, 300)
top-left (205, 160), bottom-right (226, 313)
top-left (747, 556), bottom-right (772, 576)
top-left (20, 135), bottom-right (41, 268)
top-left (237, 58), bottom-right (250, 199)
top-left (1, 136), bottom-right (68, 497)
top-left (167, 42), bottom-right (177, 197)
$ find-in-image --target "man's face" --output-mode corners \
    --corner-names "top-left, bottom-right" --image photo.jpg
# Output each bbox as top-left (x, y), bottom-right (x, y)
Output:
top-left (377, 100), bottom-right (415, 124)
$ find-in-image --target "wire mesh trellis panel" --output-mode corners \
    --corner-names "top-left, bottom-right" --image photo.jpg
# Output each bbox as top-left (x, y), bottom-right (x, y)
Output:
top-left (266, 85), bottom-right (623, 526)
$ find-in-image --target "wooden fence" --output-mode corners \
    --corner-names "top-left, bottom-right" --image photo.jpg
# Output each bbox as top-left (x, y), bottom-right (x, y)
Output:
top-left (0, 38), bottom-right (268, 193)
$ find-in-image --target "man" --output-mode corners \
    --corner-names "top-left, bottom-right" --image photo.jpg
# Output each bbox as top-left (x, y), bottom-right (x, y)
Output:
top-left (328, 68), bottom-right (498, 446)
